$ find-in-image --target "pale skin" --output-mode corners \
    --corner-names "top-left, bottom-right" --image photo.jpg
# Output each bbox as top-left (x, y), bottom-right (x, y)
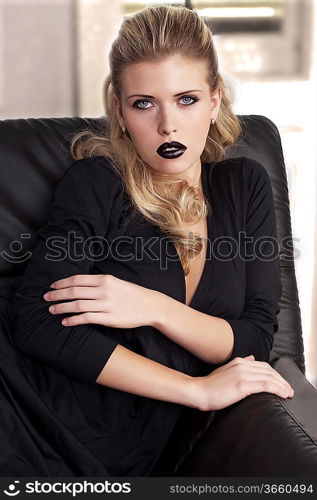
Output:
top-left (43, 55), bottom-right (294, 410)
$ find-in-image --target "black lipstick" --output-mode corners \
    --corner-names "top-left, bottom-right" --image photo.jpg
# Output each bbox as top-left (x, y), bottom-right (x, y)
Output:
top-left (156, 141), bottom-right (187, 159)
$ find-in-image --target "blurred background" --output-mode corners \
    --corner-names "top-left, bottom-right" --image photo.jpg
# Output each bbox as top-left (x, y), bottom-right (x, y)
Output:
top-left (0, 0), bottom-right (316, 388)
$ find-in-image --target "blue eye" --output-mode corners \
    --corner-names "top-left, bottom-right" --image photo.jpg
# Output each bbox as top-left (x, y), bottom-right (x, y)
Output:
top-left (181, 96), bottom-right (198, 105)
top-left (132, 95), bottom-right (199, 110)
top-left (133, 100), bottom-right (150, 109)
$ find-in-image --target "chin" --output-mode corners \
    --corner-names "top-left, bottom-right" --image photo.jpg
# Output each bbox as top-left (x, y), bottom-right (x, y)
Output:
top-left (152, 161), bottom-right (189, 175)
top-left (142, 152), bottom-right (195, 175)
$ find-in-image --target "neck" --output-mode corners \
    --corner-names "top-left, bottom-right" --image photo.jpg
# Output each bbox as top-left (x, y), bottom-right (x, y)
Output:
top-left (176, 161), bottom-right (202, 191)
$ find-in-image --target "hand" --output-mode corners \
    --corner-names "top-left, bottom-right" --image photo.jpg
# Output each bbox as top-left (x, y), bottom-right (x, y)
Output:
top-left (43, 273), bottom-right (162, 329)
top-left (194, 355), bottom-right (295, 411)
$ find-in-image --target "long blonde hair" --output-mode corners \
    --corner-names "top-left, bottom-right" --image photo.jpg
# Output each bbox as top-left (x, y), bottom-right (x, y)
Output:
top-left (70, 5), bottom-right (241, 275)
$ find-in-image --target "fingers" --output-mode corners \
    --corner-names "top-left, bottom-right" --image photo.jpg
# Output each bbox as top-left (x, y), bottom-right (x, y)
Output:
top-left (237, 365), bottom-right (294, 398)
top-left (50, 274), bottom-right (108, 290)
top-left (244, 379), bottom-right (294, 399)
top-left (252, 372), bottom-right (293, 398)
top-left (43, 286), bottom-right (101, 302)
top-left (229, 356), bottom-right (294, 399)
top-left (48, 299), bottom-right (107, 315)
top-left (243, 361), bottom-right (293, 390)
top-left (61, 312), bottom-right (106, 327)
top-left (248, 360), bottom-right (293, 395)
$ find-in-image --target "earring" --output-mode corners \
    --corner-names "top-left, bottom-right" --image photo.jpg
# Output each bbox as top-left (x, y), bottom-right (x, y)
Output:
top-left (121, 126), bottom-right (126, 133)
top-left (211, 119), bottom-right (216, 125)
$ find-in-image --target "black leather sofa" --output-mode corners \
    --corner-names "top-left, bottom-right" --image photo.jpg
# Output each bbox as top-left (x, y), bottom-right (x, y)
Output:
top-left (0, 115), bottom-right (316, 476)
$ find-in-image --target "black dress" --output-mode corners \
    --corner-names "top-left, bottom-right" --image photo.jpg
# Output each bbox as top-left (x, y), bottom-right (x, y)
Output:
top-left (0, 155), bottom-right (282, 476)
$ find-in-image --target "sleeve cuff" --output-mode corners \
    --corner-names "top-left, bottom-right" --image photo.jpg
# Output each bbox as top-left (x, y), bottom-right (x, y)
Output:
top-left (65, 325), bottom-right (119, 383)
top-left (223, 318), bottom-right (272, 363)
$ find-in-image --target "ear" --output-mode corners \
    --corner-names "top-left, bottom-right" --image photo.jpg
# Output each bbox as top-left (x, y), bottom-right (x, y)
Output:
top-left (210, 87), bottom-right (222, 121)
top-left (113, 94), bottom-right (125, 128)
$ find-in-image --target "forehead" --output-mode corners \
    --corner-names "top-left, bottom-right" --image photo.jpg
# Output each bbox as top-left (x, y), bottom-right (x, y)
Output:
top-left (120, 55), bottom-right (209, 96)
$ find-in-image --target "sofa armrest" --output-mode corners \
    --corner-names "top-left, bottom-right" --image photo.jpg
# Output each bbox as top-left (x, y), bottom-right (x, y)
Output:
top-left (175, 356), bottom-right (317, 476)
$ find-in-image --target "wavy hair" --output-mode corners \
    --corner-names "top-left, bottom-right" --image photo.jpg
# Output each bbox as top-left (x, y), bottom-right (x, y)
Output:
top-left (70, 5), bottom-right (241, 276)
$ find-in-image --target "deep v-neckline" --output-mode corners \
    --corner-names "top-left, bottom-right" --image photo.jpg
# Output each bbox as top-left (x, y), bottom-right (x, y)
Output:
top-left (173, 163), bottom-right (211, 308)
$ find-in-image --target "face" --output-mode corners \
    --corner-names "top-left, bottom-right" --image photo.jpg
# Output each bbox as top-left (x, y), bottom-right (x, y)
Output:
top-left (113, 55), bottom-right (221, 185)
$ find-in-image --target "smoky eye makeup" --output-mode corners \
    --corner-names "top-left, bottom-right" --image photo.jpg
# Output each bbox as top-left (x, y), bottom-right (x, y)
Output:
top-left (132, 99), bottom-right (150, 109)
top-left (131, 95), bottom-right (200, 109)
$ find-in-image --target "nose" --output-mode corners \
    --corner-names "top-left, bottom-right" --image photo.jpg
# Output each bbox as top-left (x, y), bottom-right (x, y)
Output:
top-left (158, 109), bottom-right (177, 138)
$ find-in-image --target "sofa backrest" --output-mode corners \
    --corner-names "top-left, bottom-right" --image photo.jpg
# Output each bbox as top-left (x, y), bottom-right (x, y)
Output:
top-left (0, 115), bottom-right (305, 372)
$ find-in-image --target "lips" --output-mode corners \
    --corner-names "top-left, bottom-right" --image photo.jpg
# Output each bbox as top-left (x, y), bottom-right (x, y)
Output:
top-left (156, 141), bottom-right (187, 159)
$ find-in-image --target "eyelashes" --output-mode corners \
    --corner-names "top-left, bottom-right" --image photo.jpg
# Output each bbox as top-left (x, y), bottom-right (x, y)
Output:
top-left (131, 95), bottom-right (200, 110)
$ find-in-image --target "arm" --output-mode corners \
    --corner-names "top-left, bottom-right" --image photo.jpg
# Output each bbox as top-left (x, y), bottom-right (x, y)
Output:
top-left (96, 346), bottom-right (294, 415)
top-left (152, 159), bottom-right (282, 365)
top-left (10, 156), bottom-right (205, 409)
top-left (11, 158), bottom-right (125, 382)
top-left (154, 298), bottom-right (234, 364)
top-left (96, 343), bottom-right (197, 408)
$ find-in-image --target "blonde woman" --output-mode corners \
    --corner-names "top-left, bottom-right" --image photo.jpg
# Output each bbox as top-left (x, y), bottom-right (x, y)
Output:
top-left (10, 5), bottom-right (293, 477)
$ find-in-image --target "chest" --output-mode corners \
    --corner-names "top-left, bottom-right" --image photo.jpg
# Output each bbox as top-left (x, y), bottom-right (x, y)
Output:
top-left (180, 216), bottom-right (208, 307)
top-left (95, 197), bottom-right (245, 316)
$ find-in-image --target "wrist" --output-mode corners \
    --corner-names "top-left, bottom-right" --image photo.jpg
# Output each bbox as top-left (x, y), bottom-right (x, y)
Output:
top-left (150, 290), bottom-right (171, 329)
top-left (188, 376), bottom-right (207, 411)
top-left (178, 375), bottom-right (203, 410)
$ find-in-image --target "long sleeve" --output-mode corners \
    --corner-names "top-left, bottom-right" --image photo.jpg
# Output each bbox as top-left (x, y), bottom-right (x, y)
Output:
top-left (11, 157), bottom-right (123, 382)
top-left (224, 158), bottom-right (282, 362)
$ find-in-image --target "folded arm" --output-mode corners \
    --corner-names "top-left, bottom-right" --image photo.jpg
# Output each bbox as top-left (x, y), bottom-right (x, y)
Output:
top-left (11, 158), bottom-right (124, 382)
top-left (152, 159), bottom-right (282, 365)
top-left (10, 158), bottom-right (201, 410)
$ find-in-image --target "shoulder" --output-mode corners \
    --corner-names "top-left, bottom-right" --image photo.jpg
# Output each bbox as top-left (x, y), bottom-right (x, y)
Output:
top-left (56, 156), bottom-right (124, 203)
top-left (204, 157), bottom-right (273, 211)
top-left (211, 156), bottom-right (268, 179)
top-left (63, 155), bottom-right (122, 185)
top-left (206, 156), bottom-right (271, 193)
top-left (52, 156), bottom-right (125, 216)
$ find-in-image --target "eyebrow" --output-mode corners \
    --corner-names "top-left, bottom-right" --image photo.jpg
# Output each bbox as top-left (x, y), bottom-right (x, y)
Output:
top-left (127, 89), bottom-right (203, 99)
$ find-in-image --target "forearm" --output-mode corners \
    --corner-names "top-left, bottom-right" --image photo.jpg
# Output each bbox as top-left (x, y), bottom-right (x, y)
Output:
top-left (153, 294), bottom-right (234, 364)
top-left (96, 344), bottom-right (199, 409)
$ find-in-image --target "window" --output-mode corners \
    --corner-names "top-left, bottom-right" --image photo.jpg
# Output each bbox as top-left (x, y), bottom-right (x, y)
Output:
top-left (122, 0), bottom-right (312, 80)
top-left (123, 0), bottom-right (285, 33)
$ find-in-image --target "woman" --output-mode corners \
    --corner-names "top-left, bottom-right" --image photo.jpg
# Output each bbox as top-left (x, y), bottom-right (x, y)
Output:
top-left (6, 5), bottom-right (293, 477)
